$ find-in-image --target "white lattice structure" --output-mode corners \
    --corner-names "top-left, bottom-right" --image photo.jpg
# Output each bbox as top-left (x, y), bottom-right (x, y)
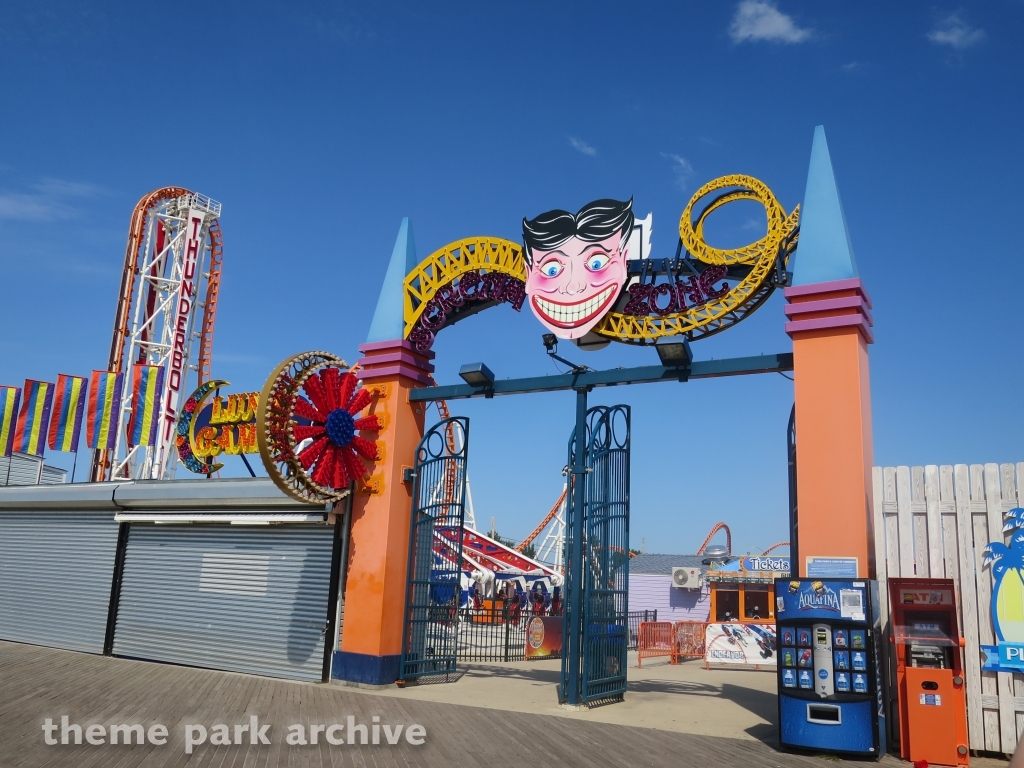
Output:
top-left (535, 487), bottom-right (567, 571)
top-left (464, 476), bottom-right (477, 531)
top-left (111, 192), bottom-right (222, 480)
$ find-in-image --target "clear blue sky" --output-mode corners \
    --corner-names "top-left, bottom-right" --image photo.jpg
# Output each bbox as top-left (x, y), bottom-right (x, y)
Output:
top-left (1, 2), bottom-right (1021, 555)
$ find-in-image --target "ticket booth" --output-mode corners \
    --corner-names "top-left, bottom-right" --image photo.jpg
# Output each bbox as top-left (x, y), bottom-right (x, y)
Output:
top-left (708, 577), bottom-right (776, 623)
top-left (700, 570), bottom-right (785, 669)
top-left (889, 578), bottom-right (969, 766)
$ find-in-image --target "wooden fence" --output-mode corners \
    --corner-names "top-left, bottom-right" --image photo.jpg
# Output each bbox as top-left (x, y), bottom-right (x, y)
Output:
top-left (872, 463), bottom-right (1024, 754)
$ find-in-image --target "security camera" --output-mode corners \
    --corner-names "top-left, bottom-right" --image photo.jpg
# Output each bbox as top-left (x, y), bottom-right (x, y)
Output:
top-left (543, 332), bottom-right (587, 374)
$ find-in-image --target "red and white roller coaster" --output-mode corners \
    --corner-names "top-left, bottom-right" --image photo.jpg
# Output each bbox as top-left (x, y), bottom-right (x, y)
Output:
top-left (424, 398), bottom-right (564, 604)
top-left (91, 188), bottom-right (223, 482)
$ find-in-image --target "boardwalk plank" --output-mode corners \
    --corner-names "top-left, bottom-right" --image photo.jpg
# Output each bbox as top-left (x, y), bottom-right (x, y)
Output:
top-left (1, 640), bottom-right (895, 768)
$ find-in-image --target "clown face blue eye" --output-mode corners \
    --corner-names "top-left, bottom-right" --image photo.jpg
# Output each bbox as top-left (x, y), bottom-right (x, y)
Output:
top-left (540, 261), bottom-right (564, 278)
top-left (584, 252), bottom-right (610, 271)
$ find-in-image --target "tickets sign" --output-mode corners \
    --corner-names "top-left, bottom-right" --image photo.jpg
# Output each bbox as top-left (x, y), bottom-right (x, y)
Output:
top-left (742, 556), bottom-right (791, 572)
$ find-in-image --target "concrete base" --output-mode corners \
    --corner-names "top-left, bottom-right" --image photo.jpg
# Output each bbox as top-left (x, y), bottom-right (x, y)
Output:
top-left (331, 650), bottom-right (401, 686)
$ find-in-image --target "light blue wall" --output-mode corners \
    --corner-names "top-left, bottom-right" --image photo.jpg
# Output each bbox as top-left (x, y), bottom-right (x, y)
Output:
top-left (629, 574), bottom-right (711, 622)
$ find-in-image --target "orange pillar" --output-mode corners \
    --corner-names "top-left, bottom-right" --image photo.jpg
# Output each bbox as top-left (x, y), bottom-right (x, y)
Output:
top-left (784, 125), bottom-right (875, 579)
top-left (332, 340), bottom-right (432, 684)
top-left (785, 279), bottom-right (874, 578)
top-left (331, 218), bottom-right (432, 685)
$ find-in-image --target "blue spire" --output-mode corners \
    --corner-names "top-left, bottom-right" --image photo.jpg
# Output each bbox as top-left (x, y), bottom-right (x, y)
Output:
top-left (366, 218), bottom-right (418, 343)
top-left (791, 126), bottom-right (859, 286)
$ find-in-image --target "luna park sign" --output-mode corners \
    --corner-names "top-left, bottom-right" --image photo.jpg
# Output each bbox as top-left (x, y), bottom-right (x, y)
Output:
top-left (176, 379), bottom-right (259, 475)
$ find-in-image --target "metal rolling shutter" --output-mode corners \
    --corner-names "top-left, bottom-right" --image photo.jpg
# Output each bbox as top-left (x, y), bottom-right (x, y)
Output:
top-left (112, 523), bottom-right (334, 681)
top-left (0, 511), bottom-right (119, 652)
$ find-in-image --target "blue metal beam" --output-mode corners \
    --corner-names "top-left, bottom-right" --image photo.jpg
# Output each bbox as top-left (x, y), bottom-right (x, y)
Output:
top-left (409, 352), bottom-right (793, 402)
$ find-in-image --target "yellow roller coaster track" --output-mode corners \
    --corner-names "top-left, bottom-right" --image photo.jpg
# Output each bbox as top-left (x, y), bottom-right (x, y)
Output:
top-left (403, 237), bottom-right (526, 339)
top-left (593, 175), bottom-right (799, 342)
top-left (401, 174), bottom-right (798, 346)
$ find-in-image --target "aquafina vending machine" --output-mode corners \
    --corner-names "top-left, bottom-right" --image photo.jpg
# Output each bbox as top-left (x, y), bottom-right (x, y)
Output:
top-left (775, 578), bottom-right (886, 758)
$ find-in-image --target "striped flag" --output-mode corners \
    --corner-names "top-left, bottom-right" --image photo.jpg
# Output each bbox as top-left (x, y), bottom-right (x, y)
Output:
top-left (0, 386), bottom-right (21, 458)
top-left (48, 374), bottom-right (88, 453)
top-left (14, 380), bottom-right (54, 457)
top-left (87, 370), bottom-right (124, 450)
top-left (128, 364), bottom-right (165, 447)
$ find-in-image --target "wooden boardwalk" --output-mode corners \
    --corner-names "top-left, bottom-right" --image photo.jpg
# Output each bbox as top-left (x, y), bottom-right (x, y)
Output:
top-left (0, 640), bottom-right (909, 768)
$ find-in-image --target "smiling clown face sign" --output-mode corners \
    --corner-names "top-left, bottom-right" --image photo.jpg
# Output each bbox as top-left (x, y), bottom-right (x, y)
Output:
top-left (522, 199), bottom-right (634, 340)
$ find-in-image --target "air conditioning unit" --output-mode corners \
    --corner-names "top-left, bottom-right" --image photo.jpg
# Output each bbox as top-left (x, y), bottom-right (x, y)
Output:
top-left (672, 567), bottom-right (701, 590)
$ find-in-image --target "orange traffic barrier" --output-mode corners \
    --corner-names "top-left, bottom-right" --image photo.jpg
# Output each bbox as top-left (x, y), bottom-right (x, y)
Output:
top-left (671, 621), bottom-right (707, 663)
top-left (636, 621), bottom-right (674, 667)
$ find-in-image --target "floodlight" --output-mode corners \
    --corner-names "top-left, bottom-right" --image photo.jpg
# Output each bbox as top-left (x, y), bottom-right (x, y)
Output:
top-left (458, 363), bottom-right (495, 388)
top-left (655, 338), bottom-right (693, 367)
top-left (542, 333), bottom-right (558, 353)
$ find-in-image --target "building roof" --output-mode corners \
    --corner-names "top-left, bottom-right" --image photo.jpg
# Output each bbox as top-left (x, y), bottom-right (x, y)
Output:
top-left (629, 554), bottom-right (707, 575)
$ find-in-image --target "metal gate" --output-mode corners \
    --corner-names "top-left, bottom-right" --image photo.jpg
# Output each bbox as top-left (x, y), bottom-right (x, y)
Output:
top-left (561, 404), bottom-right (631, 704)
top-left (112, 523), bottom-right (335, 681)
top-left (400, 417), bottom-right (469, 680)
top-left (0, 511), bottom-right (120, 653)
top-left (582, 405), bottom-right (630, 701)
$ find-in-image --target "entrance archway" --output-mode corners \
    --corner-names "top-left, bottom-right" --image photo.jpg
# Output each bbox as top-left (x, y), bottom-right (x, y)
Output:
top-left (332, 126), bottom-right (875, 696)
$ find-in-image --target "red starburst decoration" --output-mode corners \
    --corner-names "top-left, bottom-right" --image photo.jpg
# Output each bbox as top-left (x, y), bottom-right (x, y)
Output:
top-left (290, 367), bottom-right (381, 491)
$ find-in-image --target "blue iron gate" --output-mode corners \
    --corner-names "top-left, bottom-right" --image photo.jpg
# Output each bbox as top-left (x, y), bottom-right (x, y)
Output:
top-left (582, 405), bottom-right (630, 701)
top-left (561, 403), bottom-right (631, 704)
top-left (400, 417), bottom-right (469, 681)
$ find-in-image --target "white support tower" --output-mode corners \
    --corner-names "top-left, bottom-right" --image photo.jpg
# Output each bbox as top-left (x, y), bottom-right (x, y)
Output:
top-left (464, 476), bottom-right (477, 531)
top-left (111, 193), bottom-right (221, 481)
top-left (535, 488), bottom-right (567, 571)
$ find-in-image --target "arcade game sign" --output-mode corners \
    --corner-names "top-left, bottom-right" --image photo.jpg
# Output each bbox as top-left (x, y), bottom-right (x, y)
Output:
top-left (982, 508), bottom-right (1024, 671)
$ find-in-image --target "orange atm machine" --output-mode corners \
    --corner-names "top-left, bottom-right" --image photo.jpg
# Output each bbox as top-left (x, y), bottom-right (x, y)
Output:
top-left (889, 578), bottom-right (969, 766)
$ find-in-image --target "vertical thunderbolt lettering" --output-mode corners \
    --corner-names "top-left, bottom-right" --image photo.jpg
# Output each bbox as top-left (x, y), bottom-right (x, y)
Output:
top-left (158, 208), bottom-right (205, 448)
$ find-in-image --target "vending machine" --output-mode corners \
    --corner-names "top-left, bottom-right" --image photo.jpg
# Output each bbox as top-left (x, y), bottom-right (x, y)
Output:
top-left (889, 578), bottom-right (968, 766)
top-left (775, 578), bottom-right (886, 758)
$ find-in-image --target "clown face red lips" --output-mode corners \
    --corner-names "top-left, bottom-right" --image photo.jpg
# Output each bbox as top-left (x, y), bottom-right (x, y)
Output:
top-left (530, 284), bottom-right (618, 329)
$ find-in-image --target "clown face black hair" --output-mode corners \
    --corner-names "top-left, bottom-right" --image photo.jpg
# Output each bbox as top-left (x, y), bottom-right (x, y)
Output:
top-left (522, 198), bottom-right (634, 266)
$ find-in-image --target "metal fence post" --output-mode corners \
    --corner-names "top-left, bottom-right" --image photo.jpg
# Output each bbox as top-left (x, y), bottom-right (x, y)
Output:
top-left (787, 404), bottom-right (799, 570)
top-left (564, 387), bottom-right (589, 706)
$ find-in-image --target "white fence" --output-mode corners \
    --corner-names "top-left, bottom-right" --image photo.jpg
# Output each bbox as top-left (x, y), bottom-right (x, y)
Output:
top-left (872, 463), bottom-right (1024, 754)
